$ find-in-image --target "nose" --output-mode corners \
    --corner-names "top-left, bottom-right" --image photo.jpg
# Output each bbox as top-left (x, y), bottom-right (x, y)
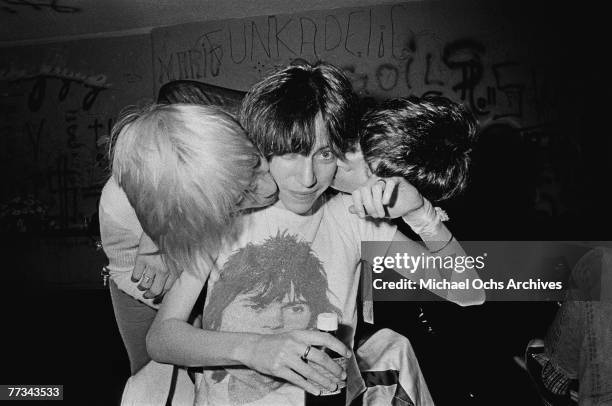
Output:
top-left (260, 303), bottom-right (284, 331)
top-left (297, 157), bottom-right (316, 188)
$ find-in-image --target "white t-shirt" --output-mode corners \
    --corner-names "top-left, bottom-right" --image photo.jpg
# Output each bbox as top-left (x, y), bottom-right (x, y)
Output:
top-left (196, 193), bottom-right (397, 406)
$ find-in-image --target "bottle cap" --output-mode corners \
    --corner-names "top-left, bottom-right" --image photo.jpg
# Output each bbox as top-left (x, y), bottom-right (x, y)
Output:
top-left (316, 313), bottom-right (338, 331)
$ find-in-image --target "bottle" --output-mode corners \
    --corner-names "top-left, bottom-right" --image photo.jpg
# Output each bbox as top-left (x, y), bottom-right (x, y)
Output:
top-left (304, 313), bottom-right (347, 406)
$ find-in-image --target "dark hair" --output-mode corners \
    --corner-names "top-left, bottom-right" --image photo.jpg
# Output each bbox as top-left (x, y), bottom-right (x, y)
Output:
top-left (202, 231), bottom-right (341, 331)
top-left (240, 61), bottom-right (359, 159)
top-left (361, 96), bottom-right (478, 202)
top-left (157, 80), bottom-right (245, 115)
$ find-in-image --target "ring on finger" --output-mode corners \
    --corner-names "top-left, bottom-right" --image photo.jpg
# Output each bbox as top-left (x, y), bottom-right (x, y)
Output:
top-left (142, 275), bottom-right (152, 283)
top-left (301, 345), bottom-right (312, 361)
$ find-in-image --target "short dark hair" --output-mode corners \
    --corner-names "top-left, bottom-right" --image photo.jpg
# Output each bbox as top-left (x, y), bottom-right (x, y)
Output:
top-left (361, 96), bottom-right (478, 202)
top-left (240, 61), bottom-right (359, 159)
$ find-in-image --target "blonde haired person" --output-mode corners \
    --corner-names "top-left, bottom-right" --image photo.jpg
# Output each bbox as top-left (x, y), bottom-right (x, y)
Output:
top-left (100, 103), bottom-right (277, 373)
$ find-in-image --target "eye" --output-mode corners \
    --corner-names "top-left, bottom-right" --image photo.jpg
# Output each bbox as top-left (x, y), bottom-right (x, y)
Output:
top-left (233, 185), bottom-right (257, 210)
top-left (316, 149), bottom-right (335, 161)
top-left (246, 302), bottom-right (264, 311)
top-left (235, 188), bottom-right (250, 204)
top-left (293, 304), bottom-right (304, 312)
top-left (234, 193), bottom-right (245, 206)
top-left (239, 187), bottom-right (256, 203)
top-left (284, 303), bottom-right (306, 314)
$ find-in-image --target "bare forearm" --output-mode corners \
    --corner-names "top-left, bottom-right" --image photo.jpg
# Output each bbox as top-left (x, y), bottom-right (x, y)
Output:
top-left (146, 318), bottom-right (257, 367)
top-left (146, 317), bottom-right (350, 396)
top-left (399, 220), bottom-right (486, 306)
top-left (429, 230), bottom-right (485, 306)
top-left (417, 221), bottom-right (453, 252)
top-left (448, 267), bottom-right (486, 306)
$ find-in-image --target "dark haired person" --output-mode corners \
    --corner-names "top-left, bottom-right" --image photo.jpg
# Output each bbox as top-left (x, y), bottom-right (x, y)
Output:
top-left (147, 62), bottom-right (484, 405)
top-left (333, 95), bottom-right (477, 203)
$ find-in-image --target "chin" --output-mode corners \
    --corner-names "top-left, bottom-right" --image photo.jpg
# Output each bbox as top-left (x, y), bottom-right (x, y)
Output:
top-left (281, 198), bottom-right (315, 214)
top-left (287, 203), bottom-right (313, 215)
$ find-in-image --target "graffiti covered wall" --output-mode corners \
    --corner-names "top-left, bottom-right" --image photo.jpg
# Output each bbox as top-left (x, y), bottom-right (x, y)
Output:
top-left (153, 2), bottom-right (561, 128)
top-left (0, 35), bottom-right (154, 230)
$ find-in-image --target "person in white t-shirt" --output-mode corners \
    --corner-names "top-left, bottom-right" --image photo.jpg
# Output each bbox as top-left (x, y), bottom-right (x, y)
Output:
top-left (147, 62), bottom-right (485, 405)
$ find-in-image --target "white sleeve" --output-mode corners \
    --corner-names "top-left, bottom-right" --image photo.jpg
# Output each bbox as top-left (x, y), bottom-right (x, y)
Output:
top-left (99, 177), bottom-right (157, 308)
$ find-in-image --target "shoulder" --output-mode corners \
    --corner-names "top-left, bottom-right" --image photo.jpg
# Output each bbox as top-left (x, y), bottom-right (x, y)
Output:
top-left (324, 192), bottom-right (353, 213)
top-left (99, 176), bottom-right (141, 231)
top-left (323, 193), bottom-right (397, 241)
top-left (321, 193), bottom-right (355, 232)
top-left (100, 176), bottom-right (129, 209)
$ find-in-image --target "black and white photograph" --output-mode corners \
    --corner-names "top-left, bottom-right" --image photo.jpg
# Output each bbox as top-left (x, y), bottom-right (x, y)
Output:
top-left (1, 1), bottom-right (609, 405)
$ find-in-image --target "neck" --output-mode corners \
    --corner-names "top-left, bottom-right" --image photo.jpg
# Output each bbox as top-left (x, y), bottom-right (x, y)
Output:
top-left (273, 197), bottom-right (323, 216)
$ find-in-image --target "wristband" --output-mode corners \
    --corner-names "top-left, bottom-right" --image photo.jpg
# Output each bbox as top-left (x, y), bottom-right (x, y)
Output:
top-left (430, 234), bottom-right (454, 253)
top-left (402, 197), bottom-right (449, 236)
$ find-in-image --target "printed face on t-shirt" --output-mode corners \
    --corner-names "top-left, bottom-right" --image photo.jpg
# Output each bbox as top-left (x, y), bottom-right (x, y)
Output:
top-left (202, 232), bottom-right (342, 335)
top-left (268, 114), bottom-right (337, 214)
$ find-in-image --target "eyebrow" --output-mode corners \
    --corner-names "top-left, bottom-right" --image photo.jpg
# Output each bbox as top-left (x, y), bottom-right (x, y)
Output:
top-left (282, 299), bottom-right (308, 307)
top-left (313, 144), bottom-right (332, 153)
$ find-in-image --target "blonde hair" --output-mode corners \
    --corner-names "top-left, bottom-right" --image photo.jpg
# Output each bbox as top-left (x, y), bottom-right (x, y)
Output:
top-left (110, 103), bottom-right (258, 278)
